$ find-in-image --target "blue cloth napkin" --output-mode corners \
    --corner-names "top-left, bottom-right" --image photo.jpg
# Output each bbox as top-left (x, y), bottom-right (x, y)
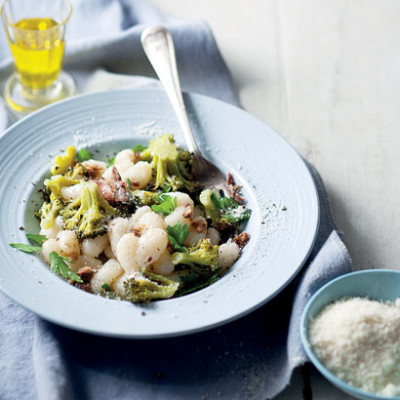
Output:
top-left (0, 1), bottom-right (352, 399)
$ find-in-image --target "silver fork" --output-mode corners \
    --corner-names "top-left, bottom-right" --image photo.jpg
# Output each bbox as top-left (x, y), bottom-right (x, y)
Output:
top-left (141, 26), bottom-right (228, 193)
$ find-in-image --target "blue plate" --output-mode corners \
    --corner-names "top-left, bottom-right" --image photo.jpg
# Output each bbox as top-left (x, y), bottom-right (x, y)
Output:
top-left (0, 89), bottom-right (319, 338)
top-left (301, 269), bottom-right (400, 400)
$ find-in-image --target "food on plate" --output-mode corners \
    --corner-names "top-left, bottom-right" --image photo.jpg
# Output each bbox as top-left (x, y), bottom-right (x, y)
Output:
top-left (309, 297), bottom-right (400, 397)
top-left (10, 134), bottom-right (251, 303)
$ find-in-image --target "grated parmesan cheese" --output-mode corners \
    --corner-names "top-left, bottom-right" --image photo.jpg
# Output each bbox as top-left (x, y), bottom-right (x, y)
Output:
top-left (229, 205), bottom-right (248, 220)
top-left (309, 297), bottom-right (400, 397)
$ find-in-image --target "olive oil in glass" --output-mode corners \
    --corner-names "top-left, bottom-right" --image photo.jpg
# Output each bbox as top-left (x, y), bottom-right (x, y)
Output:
top-left (10, 17), bottom-right (65, 89)
top-left (1, 0), bottom-right (75, 115)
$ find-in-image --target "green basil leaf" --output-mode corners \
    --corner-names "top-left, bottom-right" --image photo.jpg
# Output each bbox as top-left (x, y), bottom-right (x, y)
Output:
top-left (76, 148), bottom-right (94, 162)
top-left (167, 221), bottom-right (189, 252)
top-left (49, 251), bottom-right (83, 283)
top-left (9, 243), bottom-right (41, 254)
top-left (102, 283), bottom-right (112, 292)
top-left (26, 233), bottom-right (47, 246)
top-left (106, 156), bottom-right (115, 167)
top-left (132, 144), bottom-right (147, 152)
top-left (151, 194), bottom-right (177, 215)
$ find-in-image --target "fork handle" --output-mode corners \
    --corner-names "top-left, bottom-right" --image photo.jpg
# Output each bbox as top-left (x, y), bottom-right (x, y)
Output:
top-left (141, 26), bottom-right (202, 159)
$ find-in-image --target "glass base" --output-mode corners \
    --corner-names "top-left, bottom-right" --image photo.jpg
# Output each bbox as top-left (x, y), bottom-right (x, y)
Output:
top-left (3, 71), bottom-right (76, 116)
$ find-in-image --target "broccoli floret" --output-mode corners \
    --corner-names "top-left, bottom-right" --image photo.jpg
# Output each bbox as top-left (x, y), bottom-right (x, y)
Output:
top-left (129, 190), bottom-right (160, 207)
top-left (199, 189), bottom-right (251, 229)
top-left (199, 189), bottom-right (221, 225)
top-left (141, 133), bottom-right (197, 192)
top-left (37, 196), bottom-right (64, 229)
top-left (44, 175), bottom-right (80, 198)
top-left (64, 163), bottom-right (89, 180)
top-left (171, 238), bottom-right (219, 271)
top-left (37, 175), bottom-right (81, 229)
top-left (176, 267), bottom-right (223, 296)
top-left (50, 146), bottom-right (76, 175)
top-left (123, 271), bottom-right (179, 303)
top-left (60, 181), bottom-right (117, 239)
top-left (171, 239), bottom-right (223, 296)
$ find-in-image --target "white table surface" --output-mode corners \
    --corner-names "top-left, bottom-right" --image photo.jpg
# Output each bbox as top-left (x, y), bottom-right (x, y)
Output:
top-left (152, 0), bottom-right (399, 398)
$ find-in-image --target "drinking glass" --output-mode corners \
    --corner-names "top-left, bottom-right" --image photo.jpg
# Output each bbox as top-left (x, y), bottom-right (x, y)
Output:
top-left (1, 0), bottom-right (75, 114)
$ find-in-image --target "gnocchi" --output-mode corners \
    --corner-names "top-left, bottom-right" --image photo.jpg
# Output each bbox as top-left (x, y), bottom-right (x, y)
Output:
top-left (218, 242), bottom-right (240, 268)
top-left (116, 233), bottom-right (140, 274)
top-left (90, 259), bottom-right (124, 294)
top-left (121, 161), bottom-right (153, 189)
top-left (135, 228), bottom-right (168, 269)
top-left (56, 230), bottom-right (80, 261)
top-left (81, 234), bottom-right (109, 258)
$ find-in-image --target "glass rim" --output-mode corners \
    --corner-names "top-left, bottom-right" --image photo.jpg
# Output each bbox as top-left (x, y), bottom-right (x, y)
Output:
top-left (0, 0), bottom-right (73, 31)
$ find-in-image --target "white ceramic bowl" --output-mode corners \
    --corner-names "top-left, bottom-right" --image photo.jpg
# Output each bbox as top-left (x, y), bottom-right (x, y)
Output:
top-left (0, 89), bottom-right (319, 338)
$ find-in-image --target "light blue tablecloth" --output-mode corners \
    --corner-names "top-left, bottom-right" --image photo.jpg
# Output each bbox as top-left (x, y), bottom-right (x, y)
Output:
top-left (0, 1), bottom-right (352, 399)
